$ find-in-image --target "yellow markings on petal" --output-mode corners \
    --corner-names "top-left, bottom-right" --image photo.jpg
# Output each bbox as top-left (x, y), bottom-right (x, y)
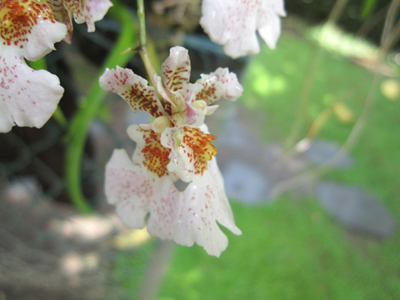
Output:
top-left (141, 128), bottom-right (172, 177)
top-left (0, 0), bottom-right (55, 46)
top-left (181, 126), bottom-right (217, 176)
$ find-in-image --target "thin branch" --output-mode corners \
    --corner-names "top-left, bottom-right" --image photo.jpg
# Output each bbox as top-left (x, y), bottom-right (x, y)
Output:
top-left (270, 0), bottom-right (400, 198)
top-left (381, 0), bottom-right (400, 45)
top-left (137, 0), bottom-right (147, 48)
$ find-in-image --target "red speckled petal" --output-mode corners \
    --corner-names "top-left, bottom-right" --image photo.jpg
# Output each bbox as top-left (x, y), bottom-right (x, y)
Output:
top-left (200, 0), bottom-right (286, 58)
top-left (195, 67), bottom-right (243, 105)
top-left (0, 48), bottom-right (64, 132)
top-left (174, 157), bottom-right (241, 257)
top-left (127, 124), bottom-right (178, 180)
top-left (162, 46), bottom-right (191, 92)
top-left (100, 66), bottom-right (165, 118)
top-left (161, 125), bottom-right (217, 182)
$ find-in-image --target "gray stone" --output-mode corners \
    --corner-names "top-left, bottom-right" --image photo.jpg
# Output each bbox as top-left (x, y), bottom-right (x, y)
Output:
top-left (317, 182), bottom-right (397, 238)
top-left (304, 140), bottom-right (353, 169)
top-left (222, 161), bottom-right (270, 204)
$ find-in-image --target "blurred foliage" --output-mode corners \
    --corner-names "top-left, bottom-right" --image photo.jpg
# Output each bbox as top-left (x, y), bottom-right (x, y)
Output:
top-left (286, 0), bottom-right (395, 47)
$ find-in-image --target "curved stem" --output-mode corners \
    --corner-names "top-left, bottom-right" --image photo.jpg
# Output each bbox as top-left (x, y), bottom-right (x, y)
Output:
top-left (65, 0), bottom-right (136, 213)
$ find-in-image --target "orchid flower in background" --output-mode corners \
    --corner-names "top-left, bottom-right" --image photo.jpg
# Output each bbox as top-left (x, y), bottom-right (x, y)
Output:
top-left (100, 46), bottom-right (243, 257)
top-left (0, 0), bottom-right (112, 133)
top-left (200, 0), bottom-right (286, 58)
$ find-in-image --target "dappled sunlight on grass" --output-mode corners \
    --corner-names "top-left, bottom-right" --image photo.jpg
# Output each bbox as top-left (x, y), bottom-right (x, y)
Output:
top-left (308, 23), bottom-right (379, 59)
top-left (112, 31), bottom-right (400, 300)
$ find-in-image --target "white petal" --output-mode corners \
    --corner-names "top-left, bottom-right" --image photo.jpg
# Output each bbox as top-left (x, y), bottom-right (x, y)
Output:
top-left (0, 46), bottom-right (64, 132)
top-left (82, 0), bottom-right (113, 32)
top-left (175, 157), bottom-right (241, 257)
top-left (105, 149), bottom-right (150, 228)
top-left (257, 4), bottom-right (282, 49)
top-left (59, 0), bottom-right (112, 33)
top-left (162, 46), bottom-right (191, 92)
top-left (0, 0), bottom-right (67, 60)
top-left (105, 148), bottom-right (182, 237)
top-left (22, 20), bottom-right (67, 61)
top-left (200, 0), bottom-right (286, 58)
top-left (195, 68), bottom-right (243, 105)
top-left (105, 150), bottom-right (240, 257)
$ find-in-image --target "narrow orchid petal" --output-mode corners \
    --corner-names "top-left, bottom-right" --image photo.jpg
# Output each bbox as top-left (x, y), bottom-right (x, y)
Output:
top-left (162, 46), bottom-right (191, 92)
top-left (100, 66), bottom-right (165, 118)
top-left (161, 125), bottom-right (217, 183)
top-left (195, 68), bottom-right (243, 105)
top-left (200, 0), bottom-right (286, 58)
top-left (0, 48), bottom-right (64, 132)
top-left (174, 157), bottom-right (241, 257)
top-left (154, 74), bottom-right (176, 110)
top-left (52, 0), bottom-right (74, 43)
top-left (59, 0), bottom-right (112, 32)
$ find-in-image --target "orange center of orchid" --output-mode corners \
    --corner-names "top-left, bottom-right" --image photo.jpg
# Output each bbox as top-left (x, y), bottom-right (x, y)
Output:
top-left (141, 129), bottom-right (172, 178)
top-left (0, 0), bottom-right (55, 47)
top-left (140, 126), bottom-right (217, 178)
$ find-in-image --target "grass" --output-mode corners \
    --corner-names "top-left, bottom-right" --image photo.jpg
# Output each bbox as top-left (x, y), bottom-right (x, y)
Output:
top-left (112, 32), bottom-right (400, 299)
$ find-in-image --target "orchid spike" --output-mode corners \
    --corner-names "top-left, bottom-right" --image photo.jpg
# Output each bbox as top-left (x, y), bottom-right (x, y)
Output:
top-left (100, 46), bottom-right (243, 257)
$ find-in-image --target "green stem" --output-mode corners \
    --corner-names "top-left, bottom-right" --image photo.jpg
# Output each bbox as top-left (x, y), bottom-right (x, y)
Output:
top-left (65, 0), bottom-right (136, 214)
top-left (137, 0), bottom-right (147, 48)
top-left (28, 58), bottom-right (67, 126)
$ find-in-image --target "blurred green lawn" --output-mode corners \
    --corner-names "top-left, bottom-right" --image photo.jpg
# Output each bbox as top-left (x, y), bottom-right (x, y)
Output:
top-left (114, 32), bottom-right (400, 300)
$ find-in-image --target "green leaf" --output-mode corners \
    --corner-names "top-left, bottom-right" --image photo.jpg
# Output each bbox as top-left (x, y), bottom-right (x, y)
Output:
top-left (65, 0), bottom-right (136, 213)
